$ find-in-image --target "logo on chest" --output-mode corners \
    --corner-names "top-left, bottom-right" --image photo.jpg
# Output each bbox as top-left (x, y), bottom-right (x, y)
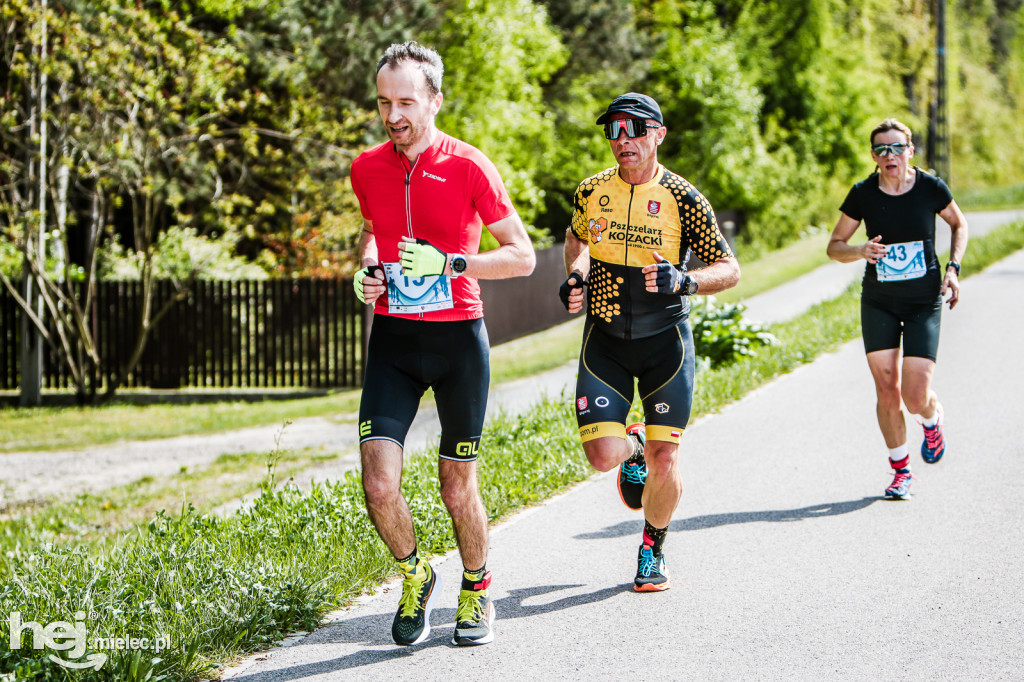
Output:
top-left (648, 200), bottom-right (661, 215)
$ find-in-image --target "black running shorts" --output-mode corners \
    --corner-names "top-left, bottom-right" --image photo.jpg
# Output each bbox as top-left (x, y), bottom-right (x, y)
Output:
top-left (574, 319), bottom-right (695, 444)
top-left (358, 315), bottom-right (489, 461)
top-left (860, 292), bottom-right (942, 361)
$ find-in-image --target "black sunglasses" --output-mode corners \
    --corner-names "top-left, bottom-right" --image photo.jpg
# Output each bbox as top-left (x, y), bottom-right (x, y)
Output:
top-left (871, 142), bottom-right (910, 157)
top-left (604, 119), bottom-right (661, 140)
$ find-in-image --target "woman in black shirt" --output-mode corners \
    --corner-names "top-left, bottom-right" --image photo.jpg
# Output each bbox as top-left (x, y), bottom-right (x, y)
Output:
top-left (827, 118), bottom-right (968, 500)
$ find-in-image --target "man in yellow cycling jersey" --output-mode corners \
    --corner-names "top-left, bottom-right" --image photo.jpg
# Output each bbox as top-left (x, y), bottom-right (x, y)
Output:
top-left (560, 92), bottom-right (740, 591)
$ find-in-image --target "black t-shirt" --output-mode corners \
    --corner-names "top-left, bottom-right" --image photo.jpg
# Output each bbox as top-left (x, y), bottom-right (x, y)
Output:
top-left (839, 168), bottom-right (953, 301)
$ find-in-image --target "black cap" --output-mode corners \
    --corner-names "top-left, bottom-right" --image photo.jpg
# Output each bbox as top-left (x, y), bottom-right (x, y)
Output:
top-left (596, 92), bottom-right (663, 125)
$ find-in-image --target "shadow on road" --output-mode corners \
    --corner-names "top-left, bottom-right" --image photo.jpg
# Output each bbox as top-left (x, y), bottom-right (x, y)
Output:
top-left (573, 496), bottom-right (879, 540)
top-left (225, 583), bottom-right (630, 679)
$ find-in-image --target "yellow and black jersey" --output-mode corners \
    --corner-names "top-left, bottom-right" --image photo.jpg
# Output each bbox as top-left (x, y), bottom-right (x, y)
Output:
top-left (570, 165), bottom-right (733, 339)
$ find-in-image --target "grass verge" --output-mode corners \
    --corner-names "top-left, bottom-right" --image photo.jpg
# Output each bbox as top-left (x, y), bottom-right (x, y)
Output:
top-left (1, 219), bottom-right (1021, 680)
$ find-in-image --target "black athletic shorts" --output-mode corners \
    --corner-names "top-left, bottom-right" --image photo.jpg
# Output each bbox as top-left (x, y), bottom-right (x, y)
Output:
top-left (860, 292), bottom-right (942, 361)
top-left (574, 319), bottom-right (695, 444)
top-left (358, 315), bottom-right (489, 461)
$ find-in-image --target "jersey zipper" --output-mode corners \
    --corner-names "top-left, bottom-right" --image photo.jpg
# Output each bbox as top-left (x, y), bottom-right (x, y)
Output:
top-left (624, 184), bottom-right (636, 340)
top-left (400, 152), bottom-right (426, 320)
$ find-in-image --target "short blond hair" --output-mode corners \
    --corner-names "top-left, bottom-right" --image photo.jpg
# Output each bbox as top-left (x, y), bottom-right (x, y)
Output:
top-left (870, 118), bottom-right (913, 146)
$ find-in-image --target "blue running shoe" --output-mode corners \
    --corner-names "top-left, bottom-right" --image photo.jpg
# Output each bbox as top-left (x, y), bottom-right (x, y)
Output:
top-left (634, 544), bottom-right (671, 592)
top-left (920, 404), bottom-right (946, 464)
top-left (617, 423), bottom-right (647, 510)
top-left (885, 469), bottom-right (914, 500)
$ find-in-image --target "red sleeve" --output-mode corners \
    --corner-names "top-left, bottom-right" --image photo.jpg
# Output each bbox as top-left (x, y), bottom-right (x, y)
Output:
top-left (350, 158), bottom-right (373, 222)
top-left (468, 150), bottom-right (515, 225)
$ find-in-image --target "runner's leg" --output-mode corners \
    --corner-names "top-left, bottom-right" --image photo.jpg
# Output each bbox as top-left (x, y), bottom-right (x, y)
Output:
top-left (361, 439), bottom-right (416, 559)
top-left (866, 349), bottom-right (906, 448)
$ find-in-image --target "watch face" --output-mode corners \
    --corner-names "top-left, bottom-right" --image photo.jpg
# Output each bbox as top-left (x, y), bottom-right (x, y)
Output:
top-left (687, 279), bottom-right (699, 295)
top-left (452, 256), bottom-right (467, 273)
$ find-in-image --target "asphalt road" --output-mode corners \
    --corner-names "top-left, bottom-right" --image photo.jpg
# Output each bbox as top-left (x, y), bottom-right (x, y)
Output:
top-left (221, 239), bottom-right (1024, 678)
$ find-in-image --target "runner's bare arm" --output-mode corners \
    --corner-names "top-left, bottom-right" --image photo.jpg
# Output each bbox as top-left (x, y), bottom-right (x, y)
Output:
top-left (688, 256), bottom-right (741, 295)
top-left (563, 230), bottom-right (590, 278)
top-left (358, 219), bottom-right (379, 268)
top-left (444, 212), bottom-right (535, 279)
top-left (356, 220), bottom-right (386, 306)
top-left (938, 199), bottom-right (969, 309)
top-left (827, 212), bottom-right (887, 264)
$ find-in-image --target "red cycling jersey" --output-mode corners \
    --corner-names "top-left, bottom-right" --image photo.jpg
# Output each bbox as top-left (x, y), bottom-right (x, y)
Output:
top-left (350, 131), bottom-right (515, 321)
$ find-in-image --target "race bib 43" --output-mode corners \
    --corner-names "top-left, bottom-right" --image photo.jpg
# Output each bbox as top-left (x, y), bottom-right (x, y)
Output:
top-left (877, 240), bottom-right (927, 282)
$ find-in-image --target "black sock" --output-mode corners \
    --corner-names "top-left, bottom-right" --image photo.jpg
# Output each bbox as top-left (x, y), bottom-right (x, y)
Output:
top-left (643, 521), bottom-right (668, 555)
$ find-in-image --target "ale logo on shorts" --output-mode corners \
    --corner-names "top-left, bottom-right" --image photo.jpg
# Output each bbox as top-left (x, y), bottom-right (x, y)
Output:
top-left (577, 397), bottom-right (588, 411)
top-left (455, 441), bottom-right (480, 458)
top-left (648, 200), bottom-right (661, 215)
top-left (595, 396), bottom-right (610, 408)
top-left (655, 402), bottom-right (670, 413)
top-left (359, 420), bottom-right (372, 437)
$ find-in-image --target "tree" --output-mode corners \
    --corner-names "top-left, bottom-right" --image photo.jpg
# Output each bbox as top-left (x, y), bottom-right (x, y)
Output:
top-left (0, 0), bottom-right (257, 402)
top-left (429, 0), bottom-right (568, 247)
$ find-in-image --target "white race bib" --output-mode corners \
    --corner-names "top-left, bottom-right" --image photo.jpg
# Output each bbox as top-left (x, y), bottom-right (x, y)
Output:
top-left (383, 262), bottom-right (454, 314)
top-left (877, 240), bottom-right (927, 282)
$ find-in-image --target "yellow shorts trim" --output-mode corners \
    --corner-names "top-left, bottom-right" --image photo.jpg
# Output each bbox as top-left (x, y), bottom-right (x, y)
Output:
top-left (646, 425), bottom-right (684, 444)
top-left (579, 421), bottom-right (626, 443)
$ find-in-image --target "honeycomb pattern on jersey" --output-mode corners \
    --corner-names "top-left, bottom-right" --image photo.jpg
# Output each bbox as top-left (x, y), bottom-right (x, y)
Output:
top-left (661, 173), bottom-right (734, 263)
top-left (588, 261), bottom-right (623, 323)
top-left (570, 168), bottom-right (618, 241)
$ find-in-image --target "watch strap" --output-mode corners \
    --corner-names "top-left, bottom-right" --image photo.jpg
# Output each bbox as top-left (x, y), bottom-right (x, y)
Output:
top-left (946, 261), bottom-right (961, 276)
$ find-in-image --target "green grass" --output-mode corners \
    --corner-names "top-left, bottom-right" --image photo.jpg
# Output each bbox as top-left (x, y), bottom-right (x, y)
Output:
top-left (1, 218), bottom-right (1020, 680)
top-left (956, 182), bottom-right (1024, 212)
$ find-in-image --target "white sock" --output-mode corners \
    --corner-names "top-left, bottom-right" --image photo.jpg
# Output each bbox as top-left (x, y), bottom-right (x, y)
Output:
top-left (888, 444), bottom-right (909, 466)
top-left (921, 413), bottom-right (938, 428)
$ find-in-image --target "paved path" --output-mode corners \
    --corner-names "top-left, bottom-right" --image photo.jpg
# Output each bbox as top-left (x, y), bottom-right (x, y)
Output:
top-left (221, 244), bottom-right (1024, 681)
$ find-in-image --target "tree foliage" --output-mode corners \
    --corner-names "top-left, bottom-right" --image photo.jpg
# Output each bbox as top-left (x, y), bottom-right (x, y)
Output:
top-left (3, 0), bottom-right (1024, 400)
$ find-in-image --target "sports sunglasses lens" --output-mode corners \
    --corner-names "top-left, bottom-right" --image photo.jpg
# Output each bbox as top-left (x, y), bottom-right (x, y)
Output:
top-left (604, 120), bottom-right (646, 139)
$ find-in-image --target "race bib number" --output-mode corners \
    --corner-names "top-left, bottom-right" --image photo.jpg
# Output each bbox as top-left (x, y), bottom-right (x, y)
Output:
top-left (877, 240), bottom-right (927, 282)
top-left (383, 262), bottom-right (454, 314)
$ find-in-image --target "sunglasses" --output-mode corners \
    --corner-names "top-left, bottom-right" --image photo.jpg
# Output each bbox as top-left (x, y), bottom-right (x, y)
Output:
top-left (604, 119), bottom-right (661, 139)
top-left (871, 142), bottom-right (910, 157)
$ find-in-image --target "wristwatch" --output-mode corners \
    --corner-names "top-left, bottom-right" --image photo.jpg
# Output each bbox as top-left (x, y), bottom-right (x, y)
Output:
top-left (683, 274), bottom-right (699, 296)
top-left (946, 261), bottom-right (961, 276)
top-left (450, 254), bottom-right (468, 277)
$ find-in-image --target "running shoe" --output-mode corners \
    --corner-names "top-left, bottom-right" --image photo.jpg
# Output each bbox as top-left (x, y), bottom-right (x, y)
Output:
top-left (453, 571), bottom-right (495, 646)
top-left (634, 544), bottom-right (671, 592)
top-left (391, 560), bottom-right (441, 646)
top-left (920, 404), bottom-right (946, 463)
top-left (618, 423), bottom-right (647, 510)
top-left (884, 470), bottom-right (914, 500)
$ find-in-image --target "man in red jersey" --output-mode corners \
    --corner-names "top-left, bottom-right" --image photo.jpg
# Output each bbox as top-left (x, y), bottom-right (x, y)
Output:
top-left (350, 41), bottom-right (535, 648)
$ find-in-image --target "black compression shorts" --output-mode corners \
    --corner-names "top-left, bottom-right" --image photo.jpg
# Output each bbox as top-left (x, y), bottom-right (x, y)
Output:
top-left (358, 315), bottom-right (489, 461)
top-left (860, 293), bottom-right (942, 361)
top-left (574, 318), bottom-right (695, 444)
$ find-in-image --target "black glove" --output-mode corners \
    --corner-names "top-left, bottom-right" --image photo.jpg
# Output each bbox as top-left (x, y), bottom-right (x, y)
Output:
top-left (559, 272), bottom-right (587, 310)
top-left (651, 262), bottom-right (685, 294)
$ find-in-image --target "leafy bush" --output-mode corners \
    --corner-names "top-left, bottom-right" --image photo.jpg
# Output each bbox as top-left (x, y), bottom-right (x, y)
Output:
top-left (99, 228), bottom-right (268, 281)
top-left (690, 296), bottom-right (778, 369)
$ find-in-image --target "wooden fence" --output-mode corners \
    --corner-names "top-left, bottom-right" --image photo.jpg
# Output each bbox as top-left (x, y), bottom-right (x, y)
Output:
top-left (1, 278), bottom-right (365, 391)
top-left (0, 246), bottom-right (578, 393)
